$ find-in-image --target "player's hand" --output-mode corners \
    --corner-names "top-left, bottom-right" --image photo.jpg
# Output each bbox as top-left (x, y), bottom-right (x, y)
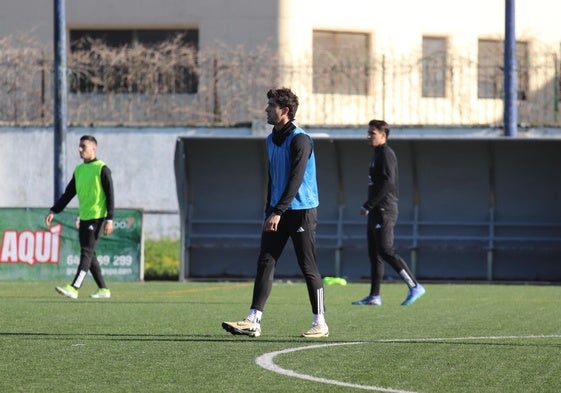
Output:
top-left (263, 213), bottom-right (281, 232)
top-left (104, 220), bottom-right (114, 236)
top-left (45, 212), bottom-right (54, 227)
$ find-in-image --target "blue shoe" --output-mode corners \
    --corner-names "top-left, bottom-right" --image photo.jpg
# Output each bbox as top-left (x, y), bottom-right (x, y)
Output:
top-left (352, 295), bottom-right (382, 306)
top-left (401, 284), bottom-right (425, 306)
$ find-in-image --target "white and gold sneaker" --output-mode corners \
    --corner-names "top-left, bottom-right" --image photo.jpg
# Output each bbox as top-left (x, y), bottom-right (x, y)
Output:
top-left (301, 323), bottom-right (329, 338)
top-left (222, 319), bottom-right (261, 337)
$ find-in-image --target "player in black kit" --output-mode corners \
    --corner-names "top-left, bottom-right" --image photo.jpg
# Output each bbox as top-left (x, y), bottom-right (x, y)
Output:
top-left (352, 119), bottom-right (426, 307)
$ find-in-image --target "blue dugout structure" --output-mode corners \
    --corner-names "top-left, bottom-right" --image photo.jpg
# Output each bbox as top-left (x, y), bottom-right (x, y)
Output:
top-left (174, 132), bottom-right (561, 282)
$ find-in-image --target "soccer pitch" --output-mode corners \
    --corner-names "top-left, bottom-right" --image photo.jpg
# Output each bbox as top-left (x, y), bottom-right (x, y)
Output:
top-left (0, 281), bottom-right (559, 393)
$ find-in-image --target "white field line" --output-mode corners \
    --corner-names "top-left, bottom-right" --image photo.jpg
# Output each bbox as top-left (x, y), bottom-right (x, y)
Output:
top-left (374, 334), bottom-right (561, 343)
top-left (256, 342), bottom-right (417, 393)
top-left (255, 334), bottom-right (561, 392)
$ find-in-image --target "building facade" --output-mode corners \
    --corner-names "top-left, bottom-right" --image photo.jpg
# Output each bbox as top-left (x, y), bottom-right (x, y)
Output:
top-left (1, 0), bottom-right (560, 126)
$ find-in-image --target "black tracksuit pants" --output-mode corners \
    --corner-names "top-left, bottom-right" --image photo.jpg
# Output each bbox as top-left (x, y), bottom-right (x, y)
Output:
top-left (71, 218), bottom-right (107, 289)
top-left (251, 208), bottom-right (325, 315)
top-left (367, 207), bottom-right (416, 296)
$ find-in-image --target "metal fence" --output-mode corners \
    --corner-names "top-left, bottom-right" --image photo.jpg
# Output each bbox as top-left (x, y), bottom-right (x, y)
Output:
top-left (1, 34), bottom-right (560, 127)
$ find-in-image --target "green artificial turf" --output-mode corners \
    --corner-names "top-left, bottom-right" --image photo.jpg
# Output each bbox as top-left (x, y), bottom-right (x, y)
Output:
top-left (0, 281), bottom-right (559, 392)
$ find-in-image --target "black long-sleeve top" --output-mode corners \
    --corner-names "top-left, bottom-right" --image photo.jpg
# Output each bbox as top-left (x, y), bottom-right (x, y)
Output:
top-left (50, 160), bottom-right (115, 220)
top-left (362, 143), bottom-right (399, 212)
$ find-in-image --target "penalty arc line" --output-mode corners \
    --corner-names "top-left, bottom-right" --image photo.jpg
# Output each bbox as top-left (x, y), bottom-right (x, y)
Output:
top-left (256, 342), bottom-right (417, 393)
top-left (255, 334), bottom-right (561, 392)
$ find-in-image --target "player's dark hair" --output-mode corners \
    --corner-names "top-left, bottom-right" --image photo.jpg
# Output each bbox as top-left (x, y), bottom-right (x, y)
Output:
top-left (368, 119), bottom-right (390, 137)
top-left (80, 135), bottom-right (98, 145)
top-left (267, 88), bottom-right (299, 120)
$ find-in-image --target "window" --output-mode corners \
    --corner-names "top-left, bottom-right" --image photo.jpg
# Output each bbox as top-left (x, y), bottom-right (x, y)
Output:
top-left (69, 29), bottom-right (199, 94)
top-left (516, 41), bottom-right (529, 100)
top-left (478, 39), bottom-right (528, 100)
top-left (422, 37), bottom-right (447, 97)
top-left (313, 31), bottom-right (369, 95)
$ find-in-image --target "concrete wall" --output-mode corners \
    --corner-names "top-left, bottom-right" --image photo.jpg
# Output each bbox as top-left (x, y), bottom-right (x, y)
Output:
top-left (0, 126), bottom-right (212, 239)
top-left (0, 125), bottom-right (274, 238)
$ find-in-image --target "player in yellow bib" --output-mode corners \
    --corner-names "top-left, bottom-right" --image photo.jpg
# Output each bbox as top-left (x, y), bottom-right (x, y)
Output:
top-left (46, 135), bottom-right (115, 299)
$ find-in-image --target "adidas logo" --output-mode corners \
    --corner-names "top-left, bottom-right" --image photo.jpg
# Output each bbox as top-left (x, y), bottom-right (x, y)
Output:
top-left (375, 224), bottom-right (382, 229)
top-left (296, 227), bottom-right (305, 233)
top-left (88, 225), bottom-right (94, 231)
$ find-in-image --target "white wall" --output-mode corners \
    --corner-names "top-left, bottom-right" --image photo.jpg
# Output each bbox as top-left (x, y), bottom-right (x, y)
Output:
top-left (0, 126), bottom-right (255, 239)
top-left (3, 1), bottom-right (559, 52)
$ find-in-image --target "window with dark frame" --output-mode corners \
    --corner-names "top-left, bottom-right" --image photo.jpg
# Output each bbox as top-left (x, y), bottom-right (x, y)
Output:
top-left (422, 37), bottom-right (447, 98)
top-left (313, 30), bottom-right (369, 95)
top-left (69, 29), bottom-right (199, 94)
top-left (477, 39), bottom-right (528, 100)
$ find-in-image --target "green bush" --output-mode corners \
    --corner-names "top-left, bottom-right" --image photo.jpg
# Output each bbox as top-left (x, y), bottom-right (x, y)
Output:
top-left (144, 238), bottom-right (180, 281)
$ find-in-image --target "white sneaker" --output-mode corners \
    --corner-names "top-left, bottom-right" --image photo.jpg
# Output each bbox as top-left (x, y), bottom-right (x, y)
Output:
top-left (302, 323), bottom-right (329, 338)
top-left (90, 288), bottom-right (111, 299)
top-left (222, 319), bottom-right (261, 337)
top-left (55, 285), bottom-right (78, 299)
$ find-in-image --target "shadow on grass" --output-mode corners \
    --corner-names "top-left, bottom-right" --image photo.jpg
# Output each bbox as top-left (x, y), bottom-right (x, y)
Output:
top-left (1, 332), bottom-right (560, 347)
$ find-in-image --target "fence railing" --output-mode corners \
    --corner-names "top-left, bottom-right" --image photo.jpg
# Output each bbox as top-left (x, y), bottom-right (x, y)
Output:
top-left (1, 35), bottom-right (560, 127)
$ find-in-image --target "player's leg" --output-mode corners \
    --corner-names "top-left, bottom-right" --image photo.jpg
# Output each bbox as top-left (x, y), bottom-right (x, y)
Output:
top-left (89, 252), bottom-right (106, 288)
top-left (89, 250), bottom-right (111, 298)
top-left (222, 221), bottom-right (289, 337)
top-left (250, 229), bottom-right (289, 311)
top-left (352, 212), bottom-right (383, 305)
top-left (55, 218), bottom-right (102, 299)
top-left (74, 219), bottom-right (103, 286)
top-left (377, 211), bottom-right (425, 305)
top-left (291, 209), bottom-right (328, 338)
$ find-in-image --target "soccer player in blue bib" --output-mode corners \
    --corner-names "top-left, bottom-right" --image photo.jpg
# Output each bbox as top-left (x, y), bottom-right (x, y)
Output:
top-left (222, 88), bottom-right (328, 338)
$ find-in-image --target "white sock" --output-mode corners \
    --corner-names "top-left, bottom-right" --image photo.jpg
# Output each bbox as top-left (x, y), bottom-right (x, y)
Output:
top-left (247, 309), bottom-right (262, 324)
top-left (313, 313), bottom-right (326, 326)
